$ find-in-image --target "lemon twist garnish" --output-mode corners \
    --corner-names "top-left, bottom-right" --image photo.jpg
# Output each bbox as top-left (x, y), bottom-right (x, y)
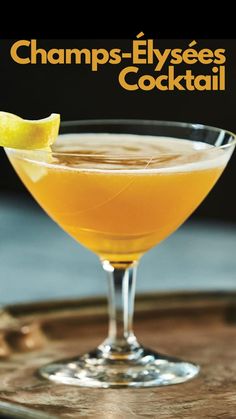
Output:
top-left (0, 112), bottom-right (60, 150)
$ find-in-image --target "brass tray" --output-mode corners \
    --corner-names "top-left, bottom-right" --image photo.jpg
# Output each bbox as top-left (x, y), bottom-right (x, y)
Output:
top-left (0, 291), bottom-right (236, 418)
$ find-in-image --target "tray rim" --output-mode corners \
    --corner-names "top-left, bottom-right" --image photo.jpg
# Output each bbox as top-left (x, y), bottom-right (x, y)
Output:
top-left (0, 399), bottom-right (56, 419)
top-left (5, 289), bottom-right (236, 319)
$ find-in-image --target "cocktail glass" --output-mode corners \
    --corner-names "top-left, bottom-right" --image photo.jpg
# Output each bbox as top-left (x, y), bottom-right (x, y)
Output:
top-left (5, 120), bottom-right (236, 388)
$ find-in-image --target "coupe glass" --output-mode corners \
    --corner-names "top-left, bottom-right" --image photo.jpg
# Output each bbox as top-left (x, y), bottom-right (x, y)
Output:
top-left (5, 120), bottom-right (236, 388)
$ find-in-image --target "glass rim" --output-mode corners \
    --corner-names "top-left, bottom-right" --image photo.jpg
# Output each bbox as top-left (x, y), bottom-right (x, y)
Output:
top-left (5, 119), bottom-right (236, 158)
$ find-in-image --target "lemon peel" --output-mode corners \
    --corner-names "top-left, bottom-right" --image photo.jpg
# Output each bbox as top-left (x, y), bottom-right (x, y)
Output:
top-left (0, 112), bottom-right (60, 150)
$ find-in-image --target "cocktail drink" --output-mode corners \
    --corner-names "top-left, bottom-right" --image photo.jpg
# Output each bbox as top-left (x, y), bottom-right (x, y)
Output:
top-left (5, 120), bottom-right (236, 388)
top-left (7, 133), bottom-right (229, 262)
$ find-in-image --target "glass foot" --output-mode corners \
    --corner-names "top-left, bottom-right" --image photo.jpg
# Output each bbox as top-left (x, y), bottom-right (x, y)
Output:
top-left (39, 346), bottom-right (199, 388)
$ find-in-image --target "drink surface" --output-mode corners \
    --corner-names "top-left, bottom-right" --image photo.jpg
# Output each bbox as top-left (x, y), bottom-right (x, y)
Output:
top-left (8, 134), bottom-right (227, 262)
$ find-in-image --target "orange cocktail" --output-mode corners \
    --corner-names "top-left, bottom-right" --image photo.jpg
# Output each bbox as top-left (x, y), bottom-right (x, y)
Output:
top-left (8, 133), bottom-right (226, 263)
top-left (5, 120), bottom-right (236, 389)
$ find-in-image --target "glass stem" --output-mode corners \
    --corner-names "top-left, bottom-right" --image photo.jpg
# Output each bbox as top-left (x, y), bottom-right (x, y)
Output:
top-left (100, 260), bottom-right (142, 360)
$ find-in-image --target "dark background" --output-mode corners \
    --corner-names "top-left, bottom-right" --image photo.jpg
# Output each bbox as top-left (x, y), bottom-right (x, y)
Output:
top-left (0, 38), bottom-right (235, 222)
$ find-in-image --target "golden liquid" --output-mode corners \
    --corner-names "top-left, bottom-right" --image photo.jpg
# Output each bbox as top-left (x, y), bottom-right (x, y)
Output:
top-left (8, 134), bottom-right (227, 262)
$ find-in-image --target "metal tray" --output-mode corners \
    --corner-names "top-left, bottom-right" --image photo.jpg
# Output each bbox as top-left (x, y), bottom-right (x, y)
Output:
top-left (0, 291), bottom-right (236, 418)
